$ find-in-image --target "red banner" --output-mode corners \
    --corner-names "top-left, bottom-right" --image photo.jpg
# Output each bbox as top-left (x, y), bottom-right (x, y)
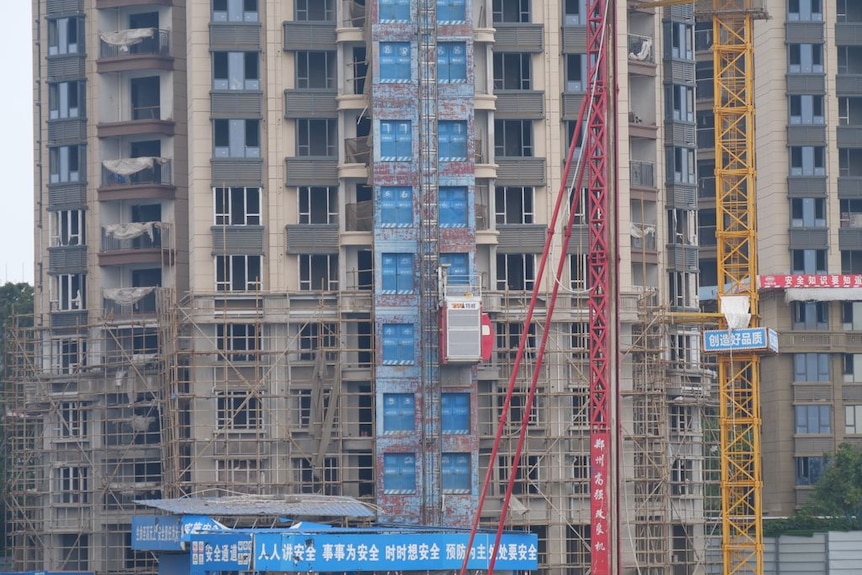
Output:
top-left (591, 431), bottom-right (611, 574)
top-left (758, 274), bottom-right (862, 289)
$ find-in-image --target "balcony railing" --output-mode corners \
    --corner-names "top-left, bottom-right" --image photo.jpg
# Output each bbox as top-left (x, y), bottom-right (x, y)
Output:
top-left (630, 160), bottom-right (655, 188)
top-left (630, 223), bottom-right (657, 250)
top-left (101, 158), bottom-right (172, 186)
top-left (628, 34), bottom-right (654, 64)
top-left (99, 28), bottom-right (170, 59)
top-left (132, 105), bottom-right (160, 120)
top-left (343, 0), bottom-right (366, 27)
top-left (101, 222), bottom-right (169, 252)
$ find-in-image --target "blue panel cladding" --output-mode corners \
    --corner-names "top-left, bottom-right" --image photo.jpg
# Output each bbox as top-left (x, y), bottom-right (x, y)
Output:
top-left (371, 1), bottom-right (479, 526)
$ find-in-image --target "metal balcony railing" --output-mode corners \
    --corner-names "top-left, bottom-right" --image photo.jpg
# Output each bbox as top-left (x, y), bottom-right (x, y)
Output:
top-left (344, 136), bottom-right (371, 164)
top-left (100, 222), bottom-right (170, 252)
top-left (630, 160), bottom-right (655, 188)
top-left (101, 159), bottom-right (172, 186)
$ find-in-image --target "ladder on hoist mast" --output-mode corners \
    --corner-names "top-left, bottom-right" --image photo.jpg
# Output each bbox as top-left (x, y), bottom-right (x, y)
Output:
top-left (417, 0), bottom-right (441, 525)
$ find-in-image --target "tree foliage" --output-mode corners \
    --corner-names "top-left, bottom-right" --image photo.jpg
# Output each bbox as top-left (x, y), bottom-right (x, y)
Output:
top-left (764, 443), bottom-right (862, 537)
top-left (0, 282), bottom-right (34, 375)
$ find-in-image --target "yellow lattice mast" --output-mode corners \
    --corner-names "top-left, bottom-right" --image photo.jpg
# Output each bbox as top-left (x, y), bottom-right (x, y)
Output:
top-left (632, 1), bottom-right (768, 574)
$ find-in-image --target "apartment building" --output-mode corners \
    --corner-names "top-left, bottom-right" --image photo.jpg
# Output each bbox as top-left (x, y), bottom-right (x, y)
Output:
top-left (8, 0), bottom-right (711, 573)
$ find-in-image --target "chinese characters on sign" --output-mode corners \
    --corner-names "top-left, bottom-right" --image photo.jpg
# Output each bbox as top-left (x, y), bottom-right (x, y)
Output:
top-left (591, 432), bottom-right (610, 573)
top-left (702, 327), bottom-right (778, 354)
top-left (758, 274), bottom-right (862, 289)
top-left (190, 534), bottom-right (253, 571)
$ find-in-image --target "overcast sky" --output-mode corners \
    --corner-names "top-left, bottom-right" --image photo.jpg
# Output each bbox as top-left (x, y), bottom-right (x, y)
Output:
top-left (0, 2), bottom-right (34, 285)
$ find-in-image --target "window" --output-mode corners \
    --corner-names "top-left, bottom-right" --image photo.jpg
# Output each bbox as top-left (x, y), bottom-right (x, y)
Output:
top-left (838, 46), bottom-right (862, 75)
top-left (296, 118), bottom-right (337, 157)
top-left (438, 43), bottom-right (467, 82)
top-left (212, 0), bottom-right (259, 22)
top-left (58, 401), bottom-right (88, 438)
top-left (564, 0), bottom-right (586, 25)
top-left (298, 323), bottom-right (338, 361)
top-left (790, 146), bottom-right (825, 176)
top-left (49, 81), bottom-right (83, 119)
top-left (439, 122), bottom-right (468, 160)
top-left (496, 321), bottom-right (537, 359)
top-left (382, 393), bottom-right (414, 433)
top-left (379, 0), bottom-right (410, 22)
top-left (670, 404), bottom-right (694, 434)
top-left (50, 210), bottom-right (85, 247)
top-left (217, 391), bottom-right (262, 430)
top-left (569, 322), bottom-right (588, 355)
top-left (215, 255), bottom-right (262, 291)
top-left (667, 22), bottom-right (693, 60)
top-left (791, 249), bottom-right (827, 274)
top-left (54, 273), bottom-right (85, 311)
top-left (500, 388), bottom-right (540, 427)
top-left (49, 145), bottom-right (82, 183)
top-left (671, 459), bottom-right (694, 496)
top-left (497, 253), bottom-right (536, 290)
top-left (293, 457), bottom-right (339, 494)
top-left (381, 253), bottom-right (414, 294)
top-left (843, 250), bottom-right (862, 274)
top-left (844, 353), bottom-right (862, 382)
top-left (216, 323), bottom-right (260, 362)
top-left (217, 459), bottom-right (263, 484)
top-left (669, 146), bottom-right (696, 184)
top-left (379, 42), bottom-right (411, 82)
top-left (383, 453), bottom-right (416, 493)
top-left (439, 187), bottom-right (468, 226)
top-left (496, 186), bottom-right (534, 224)
top-left (493, 0), bottom-right (530, 23)
top-left (669, 271), bottom-right (697, 309)
top-left (495, 120), bottom-right (533, 157)
top-left (788, 0), bottom-right (822, 22)
top-left (213, 52), bottom-right (260, 90)
top-left (839, 97), bottom-right (862, 126)
top-left (214, 119), bottom-right (260, 158)
top-left (289, 389), bottom-right (312, 428)
top-left (380, 186), bottom-right (413, 225)
top-left (794, 353), bottom-right (830, 382)
top-left (569, 253), bottom-right (588, 291)
top-left (790, 197), bottom-right (825, 228)
top-left (296, 51), bottom-right (336, 89)
top-left (53, 338), bottom-right (87, 374)
top-left (299, 254), bottom-right (339, 291)
top-left (795, 404), bottom-right (831, 434)
top-left (668, 85), bottom-right (695, 122)
top-left (795, 456), bottom-right (824, 486)
top-left (441, 393), bottom-right (470, 433)
top-left (439, 0), bottom-right (466, 22)
top-left (565, 54), bottom-right (586, 92)
top-left (788, 43), bottom-right (823, 73)
top-left (299, 186), bottom-right (337, 224)
top-left (792, 301), bottom-right (829, 330)
top-left (57, 466), bottom-right (88, 503)
top-left (498, 454), bottom-right (539, 494)
top-left (494, 53), bottom-right (531, 90)
top-left (789, 95), bottom-right (824, 125)
top-left (380, 120), bottom-right (412, 160)
top-left (440, 252), bottom-right (470, 283)
top-left (441, 453), bottom-right (471, 493)
top-left (48, 17), bottom-right (80, 55)
top-left (295, 0), bottom-right (334, 21)
top-left (382, 323), bottom-right (415, 365)
top-left (846, 405), bottom-right (862, 434)
top-left (843, 301), bottom-right (862, 331)
top-left (214, 187), bottom-right (261, 225)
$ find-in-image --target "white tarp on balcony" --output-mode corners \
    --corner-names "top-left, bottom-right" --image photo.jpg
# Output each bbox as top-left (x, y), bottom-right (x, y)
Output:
top-left (102, 157), bottom-right (166, 176)
top-left (103, 287), bottom-right (155, 306)
top-left (104, 222), bottom-right (158, 241)
top-left (99, 28), bottom-right (155, 48)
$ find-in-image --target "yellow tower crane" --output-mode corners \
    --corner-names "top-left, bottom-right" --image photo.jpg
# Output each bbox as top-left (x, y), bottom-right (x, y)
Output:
top-left (631, 1), bottom-right (769, 574)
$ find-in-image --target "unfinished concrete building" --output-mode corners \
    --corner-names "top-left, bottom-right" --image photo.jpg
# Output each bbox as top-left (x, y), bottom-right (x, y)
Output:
top-left (6, 0), bottom-right (717, 573)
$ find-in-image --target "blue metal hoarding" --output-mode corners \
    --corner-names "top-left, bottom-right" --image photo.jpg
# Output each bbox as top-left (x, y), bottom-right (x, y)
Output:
top-left (189, 532), bottom-right (253, 572)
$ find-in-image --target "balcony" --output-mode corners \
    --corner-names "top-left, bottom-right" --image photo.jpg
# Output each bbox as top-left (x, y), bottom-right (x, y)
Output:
top-left (97, 29), bottom-right (172, 73)
top-left (346, 201), bottom-right (373, 232)
top-left (99, 158), bottom-right (174, 201)
top-left (627, 33), bottom-right (655, 76)
top-left (97, 107), bottom-right (175, 139)
top-left (630, 222), bottom-right (657, 251)
top-left (102, 286), bottom-right (165, 320)
top-left (630, 160), bottom-right (655, 189)
top-left (98, 222), bottom-right (173, 267)
top-left (96, 0), bottom-right (172, 7)
top-left (473, 138), bottom-right (496, 179)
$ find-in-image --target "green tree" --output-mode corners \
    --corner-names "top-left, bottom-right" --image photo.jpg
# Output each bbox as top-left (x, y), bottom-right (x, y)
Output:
top-left (0, 282), bottom-right (33, 374)
top-left (805, 442), bottom-right (862, 521)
